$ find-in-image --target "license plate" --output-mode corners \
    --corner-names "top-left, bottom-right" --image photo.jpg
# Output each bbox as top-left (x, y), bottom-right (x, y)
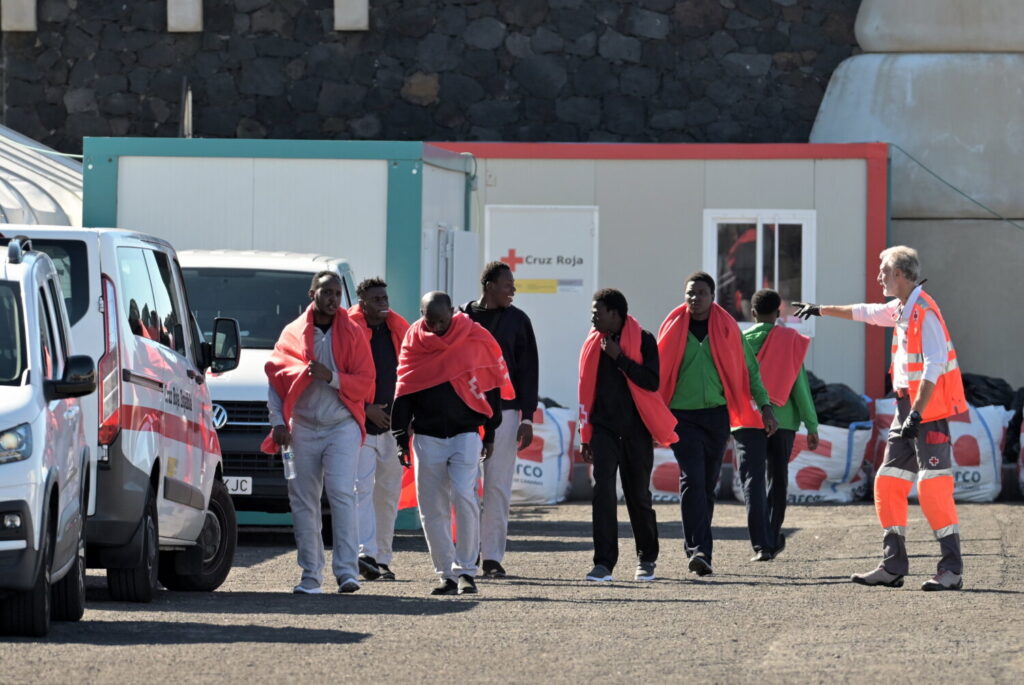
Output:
top-left (224, 476), bottom-right (252, 495)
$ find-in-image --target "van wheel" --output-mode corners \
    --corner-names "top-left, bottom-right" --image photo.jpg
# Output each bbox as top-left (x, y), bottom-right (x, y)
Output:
top-left (0, 522), bottom-right (52, 637)
top-left (52, 528), bottom-right (86, 621)
top-left (107, 486), bottom-right (159, 603)
top-left (159, 480), bottom-right (237, 592)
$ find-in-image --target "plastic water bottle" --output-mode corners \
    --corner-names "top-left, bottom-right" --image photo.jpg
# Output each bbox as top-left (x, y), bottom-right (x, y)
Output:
top-left (281, 444), bottom-right (296, 481)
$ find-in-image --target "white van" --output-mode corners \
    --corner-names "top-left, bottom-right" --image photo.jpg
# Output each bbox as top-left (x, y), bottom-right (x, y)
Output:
top-left (177, 250), bottom-right (355, 512)
top-left (0, 227), bottom-right (241, 603)
top-left (1, 238), bottom-right (95, 636)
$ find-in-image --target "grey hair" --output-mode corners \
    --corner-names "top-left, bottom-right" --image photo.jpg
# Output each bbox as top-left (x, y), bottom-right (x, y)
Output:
top-left (880, 245), bottom-right (920, 282)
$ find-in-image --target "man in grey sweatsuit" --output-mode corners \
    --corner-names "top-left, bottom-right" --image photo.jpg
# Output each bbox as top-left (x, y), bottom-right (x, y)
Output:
top-left (268, 272), bottom-right (365, 594)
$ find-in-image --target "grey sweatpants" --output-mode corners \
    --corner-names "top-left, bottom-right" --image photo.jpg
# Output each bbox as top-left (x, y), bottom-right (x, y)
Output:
top-left (414, 432), bottom-right (482, 581)
top-left (287, 416), bottom-right (361, 585)
top-left (480, 409), bottom-right (520, 563)
top-left (354, 431), bottom-right (403, 565)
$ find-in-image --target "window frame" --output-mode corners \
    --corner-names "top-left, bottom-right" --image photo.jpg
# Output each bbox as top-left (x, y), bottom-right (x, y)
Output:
top-left (702, 209), bottom-right (818, 335)
top-left (37, 289), bottom-right (60, 381)
top-left (0, 282), bottom-right (26, 386)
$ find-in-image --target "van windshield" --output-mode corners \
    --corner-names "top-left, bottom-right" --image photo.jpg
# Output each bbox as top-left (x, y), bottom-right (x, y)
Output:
top-left (0, 283), bottom-right (26, 386)
top-left (181, 268), bottom-right (317, 349)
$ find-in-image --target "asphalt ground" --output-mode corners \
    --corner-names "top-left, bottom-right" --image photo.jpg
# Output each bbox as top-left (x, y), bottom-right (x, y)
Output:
top-left (2, 501), bottom-right (1022, 684)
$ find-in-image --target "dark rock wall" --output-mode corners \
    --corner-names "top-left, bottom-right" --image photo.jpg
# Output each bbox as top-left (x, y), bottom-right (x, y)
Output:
top-left (0, 0), bottom-right (860, 153)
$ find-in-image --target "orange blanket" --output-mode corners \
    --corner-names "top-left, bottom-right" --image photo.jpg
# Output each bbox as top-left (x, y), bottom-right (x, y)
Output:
top-left (260, 304), bottom-right (375, 453)
top-left (657, 302), bottom-right (763, 429)
top-left (757, 325), bottom-right (810, 407)
top-left (348, 305), bottom-right (410, 356)
top-left (578, 315), bottom-right (678, 446)
top-left (395, 312), bottom-right (514, 416)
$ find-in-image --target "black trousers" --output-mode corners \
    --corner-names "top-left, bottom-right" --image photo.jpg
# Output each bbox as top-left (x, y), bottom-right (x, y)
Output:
top-left (590, 426), bottom-right (659, 571)
top-left (670, 406), bottom-right (731, 562)
top-left (733, 428), bottom-right (795, 553)
top-left (765, 429), bottom-right (795, 552)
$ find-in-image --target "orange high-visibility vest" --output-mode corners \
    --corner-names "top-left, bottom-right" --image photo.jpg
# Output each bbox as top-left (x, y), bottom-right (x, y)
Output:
top-left (891, 290), bottom-right (967, 422)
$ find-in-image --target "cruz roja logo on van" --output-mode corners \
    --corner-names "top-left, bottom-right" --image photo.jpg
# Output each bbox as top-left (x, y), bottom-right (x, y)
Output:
top-left (500, 249), bottom-right (584, 271)
top-left (210, 403), bottom-right (228, 430)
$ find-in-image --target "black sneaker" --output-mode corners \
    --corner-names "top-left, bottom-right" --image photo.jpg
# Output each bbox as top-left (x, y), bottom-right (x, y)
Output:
top-left (634, 561), bottom-right (656, 581)
top-left (457, 574), bottom-right (478, 595)
top-left (358, 555), bottom-right (382, 581)
top-left (378, 564), bottom-right (396, 581)
top-left (688, 553), bottom-right (714, 576)
top-left (750, 550), bottom-right (772, 562)
top-left (481, 559), bottom-right (507, 578)
top-left (430, 578), bottom-right (459, 596)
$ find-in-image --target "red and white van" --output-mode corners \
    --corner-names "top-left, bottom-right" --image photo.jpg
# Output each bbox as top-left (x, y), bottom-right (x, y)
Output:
top-left (0, 227), bottom-right (240, 602)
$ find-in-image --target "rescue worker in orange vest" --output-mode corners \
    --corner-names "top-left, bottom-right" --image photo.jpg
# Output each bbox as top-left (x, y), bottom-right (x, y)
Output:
top-left (793, 245), bottom-right (967, 591)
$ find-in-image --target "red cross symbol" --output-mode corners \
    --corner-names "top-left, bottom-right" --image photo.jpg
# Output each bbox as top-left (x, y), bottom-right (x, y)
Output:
top-left (500, 248), bottom-right (525, 272)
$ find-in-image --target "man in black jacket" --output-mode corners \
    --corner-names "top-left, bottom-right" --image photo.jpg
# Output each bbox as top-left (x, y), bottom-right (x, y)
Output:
top-left (579, 289), bottom-right (671, 583)
top-left (461, 261), bottom-right (539, 578)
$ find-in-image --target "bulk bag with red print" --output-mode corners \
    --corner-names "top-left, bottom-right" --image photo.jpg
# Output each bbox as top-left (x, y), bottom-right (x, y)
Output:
top-left (731, 424), bottom-right (873, 504)
top-left (511, 405), bottom-right (575, 505)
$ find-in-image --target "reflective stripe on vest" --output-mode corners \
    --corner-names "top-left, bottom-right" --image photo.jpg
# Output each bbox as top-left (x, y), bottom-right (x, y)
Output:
top-left (903, 291), bottom-right (967, 422)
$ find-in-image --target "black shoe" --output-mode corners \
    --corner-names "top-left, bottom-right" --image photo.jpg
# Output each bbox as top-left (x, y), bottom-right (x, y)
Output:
top-left (688, 553), bottom-right (713, 577)
top-left (750, 549), bottom-right (772, 562)
top-left (430, 578), bottom-right (459, 596)
top-left (378, 564), bottom-right (396, 581)
top-left (481, 559), bottom-right (507, 578)
top-left (457, 574), bottom-right (478, 595)
top-left (358, 555), bottom-right (382, 581)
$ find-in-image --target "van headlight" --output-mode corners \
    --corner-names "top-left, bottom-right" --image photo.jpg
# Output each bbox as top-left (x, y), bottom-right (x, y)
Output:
top-left (0, 424), bottom-right (31, 464)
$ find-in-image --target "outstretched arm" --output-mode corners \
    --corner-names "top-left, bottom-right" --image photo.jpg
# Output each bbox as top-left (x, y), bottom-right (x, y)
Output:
top-left (793, 301), bottom-right (897, 327)
top-left (792, 302), bottom-right (857, 320)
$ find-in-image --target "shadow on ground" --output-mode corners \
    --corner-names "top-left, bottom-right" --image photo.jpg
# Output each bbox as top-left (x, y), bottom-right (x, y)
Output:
top-left (83, 581), bottom-right (480, 617)
top-left (38, 620), bottom-right (368, 646)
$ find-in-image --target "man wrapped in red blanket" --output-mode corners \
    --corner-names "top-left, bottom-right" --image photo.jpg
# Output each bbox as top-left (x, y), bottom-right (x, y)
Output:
top-left (579, 288), bottom-right (676, 584)
top-left (390, 291), bottom-right (513, 596)
top-left (265, 271), bottom-right (374, 595)
top-left (657, 272), bottom-right (777, 577)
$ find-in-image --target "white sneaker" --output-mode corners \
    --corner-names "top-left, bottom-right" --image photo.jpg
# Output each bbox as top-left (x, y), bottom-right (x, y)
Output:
top-left (293, 578), bottom-right (322, 594)
top-left (585, 564), bottom-right (613, 582)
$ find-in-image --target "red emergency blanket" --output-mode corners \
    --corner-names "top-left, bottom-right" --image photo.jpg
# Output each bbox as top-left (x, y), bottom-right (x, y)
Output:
top-left (395, 312), bottom-right (514, 416)
top-left (657, 302), bottom-right (763, 429)
top-left (260, 304), bottom-right (375, 453)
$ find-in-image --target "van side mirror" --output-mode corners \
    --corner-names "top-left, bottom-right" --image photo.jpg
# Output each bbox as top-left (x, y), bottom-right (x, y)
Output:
top-left (44, 355), bottom-right (97, 400)
top-left (211, 317), bottom-right (241, 374)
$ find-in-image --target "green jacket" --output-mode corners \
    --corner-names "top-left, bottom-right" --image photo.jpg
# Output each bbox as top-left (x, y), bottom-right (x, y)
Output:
top-left (669, 328), bottom-right (771, 412)
top-left (737, 323), bottom-right (819, 433)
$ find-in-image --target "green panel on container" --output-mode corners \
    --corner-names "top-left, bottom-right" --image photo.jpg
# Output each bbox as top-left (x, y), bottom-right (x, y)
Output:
top-left (386, 159), bottom-right (423, 322)
top-left (394, 507), bottom-right (421, 531)
top-left (235, 509), bottom-right (420, 530)
top-left (237, 511), bottom-right (293, 526)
